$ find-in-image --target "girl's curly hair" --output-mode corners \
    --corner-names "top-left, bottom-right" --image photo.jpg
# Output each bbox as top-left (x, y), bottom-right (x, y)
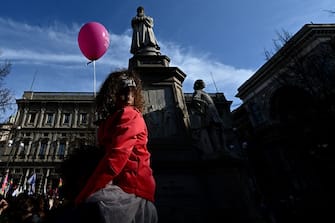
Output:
top-left (95, 69), bottom-right (144, 119)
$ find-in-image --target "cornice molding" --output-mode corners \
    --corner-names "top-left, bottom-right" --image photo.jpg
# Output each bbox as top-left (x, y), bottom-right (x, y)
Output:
top-left (236, 24), bottom-right (335, 100)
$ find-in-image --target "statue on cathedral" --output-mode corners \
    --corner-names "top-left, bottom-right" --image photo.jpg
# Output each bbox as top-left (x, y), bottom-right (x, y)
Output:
top-left (130, 6), bottom-right (161, 56)
top-left (189, 79), bottom-right (227, 158)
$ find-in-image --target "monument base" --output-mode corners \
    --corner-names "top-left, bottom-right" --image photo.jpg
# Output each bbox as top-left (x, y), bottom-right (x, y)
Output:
top-left (129, 55), bottom-right (170, 69)
top-left (128, 54), bottom-right (258, 223)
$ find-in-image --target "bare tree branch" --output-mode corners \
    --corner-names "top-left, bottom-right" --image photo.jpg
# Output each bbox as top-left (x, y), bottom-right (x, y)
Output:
top-left (0, 57), bottom-right (14, 122)
top-left (264, 29), bottom-right (293, 60)
top-left (0, 60), bottom-right (11, 80)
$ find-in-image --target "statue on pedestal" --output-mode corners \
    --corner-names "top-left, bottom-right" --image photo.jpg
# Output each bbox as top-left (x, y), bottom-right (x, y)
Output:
top-left (131, 6), bottom-right (161, 56)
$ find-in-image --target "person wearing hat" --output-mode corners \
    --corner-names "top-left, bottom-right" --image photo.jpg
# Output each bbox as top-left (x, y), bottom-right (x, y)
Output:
top-left (75, 69), bottom-right (157, 223)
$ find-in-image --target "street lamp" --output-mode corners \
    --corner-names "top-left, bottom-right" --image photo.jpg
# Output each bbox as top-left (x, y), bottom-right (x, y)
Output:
top-left (7, 140), bottom-right (13, 147)
top-left (6, 140), bottom-right (24, 169)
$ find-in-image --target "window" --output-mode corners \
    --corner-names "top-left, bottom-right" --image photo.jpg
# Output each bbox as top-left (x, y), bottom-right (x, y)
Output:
top-left (81, 113), bottom-right (87, 124)
top-left (58, 143), bottom-right (65, 159)
top-left (46, 113), bottom-right (54, 124)
top-left (29, 113), bottom-right (36, 124)
top-left (63, 113), bottom-right (70, 124)
top-left (18, 143), bottom-right (26, 158)
top-left (39, 142), bottom-right (47, 158)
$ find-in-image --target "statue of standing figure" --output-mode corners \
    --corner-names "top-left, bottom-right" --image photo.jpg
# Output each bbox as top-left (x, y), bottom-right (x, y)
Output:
top-left (189, 79), bottom-right (227, 158)
top-left (131, 6), bottom-right (161, 55)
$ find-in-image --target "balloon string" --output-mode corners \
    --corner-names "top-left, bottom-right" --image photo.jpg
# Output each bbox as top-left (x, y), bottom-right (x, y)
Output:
top-left (85, 60), bottom-right (96, 97)
top-left (93, 60), bottom-right (96, 97)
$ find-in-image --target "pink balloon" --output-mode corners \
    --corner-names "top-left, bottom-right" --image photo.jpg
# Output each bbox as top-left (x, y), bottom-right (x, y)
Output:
top-left (78, 22), bottom-right (110, 61)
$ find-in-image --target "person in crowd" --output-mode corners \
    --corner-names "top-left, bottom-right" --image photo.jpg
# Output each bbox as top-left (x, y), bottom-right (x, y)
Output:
top-left (3, 193), bottom-right (43, 223)
top-left (0, 198), bottom-right (8, 216)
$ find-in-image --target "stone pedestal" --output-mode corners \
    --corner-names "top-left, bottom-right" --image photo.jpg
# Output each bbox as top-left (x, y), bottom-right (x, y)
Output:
top-left (130, 55), bottom-right (195, 159)
top-left (129, 55), bottom-right (170, 69)
top-left (129, 55), bottom-right (257, 223)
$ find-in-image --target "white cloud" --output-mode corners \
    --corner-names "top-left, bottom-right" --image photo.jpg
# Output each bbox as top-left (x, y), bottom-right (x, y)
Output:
top-left (0, 18), bottom-right (253, 111)
top-left (2, 48), bottom-right (82, 64)
top-left (161, 41), bottom-right (254, 108)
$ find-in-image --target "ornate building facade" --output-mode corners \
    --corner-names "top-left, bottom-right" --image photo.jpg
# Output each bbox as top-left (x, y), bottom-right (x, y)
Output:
top-left (0, 90), bottom-right (237, 196)
top-left (235, 24), bottom-right (335, 222)
top-left (0, 91), bottom-right (96, 194)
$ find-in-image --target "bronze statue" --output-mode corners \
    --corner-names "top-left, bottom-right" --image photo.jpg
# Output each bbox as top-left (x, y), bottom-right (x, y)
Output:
top-left (130, 6), bottom-right (161, 55)
top-left (190, 79), bottom-right (226, 157)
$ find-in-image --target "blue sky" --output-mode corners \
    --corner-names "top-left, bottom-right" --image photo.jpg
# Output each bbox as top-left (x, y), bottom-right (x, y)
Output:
top-left (0, 0), bottom-right (334, 121)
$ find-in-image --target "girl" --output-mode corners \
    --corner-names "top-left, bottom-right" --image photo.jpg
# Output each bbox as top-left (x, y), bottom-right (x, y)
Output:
top-left (75, 69), bottom-right (157, 223)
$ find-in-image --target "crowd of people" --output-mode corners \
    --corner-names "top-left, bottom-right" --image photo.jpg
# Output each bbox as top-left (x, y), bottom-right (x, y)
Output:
top-left (0, 191), bottom-right (64, 223)
top-left (0, 69), bottom-right (158, 223)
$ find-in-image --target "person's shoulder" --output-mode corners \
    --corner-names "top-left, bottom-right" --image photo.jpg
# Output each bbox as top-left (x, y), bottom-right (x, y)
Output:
top-left (123, 106), bottom-right (140, 113)
top-left (120, 106), bottom-right (141, 122)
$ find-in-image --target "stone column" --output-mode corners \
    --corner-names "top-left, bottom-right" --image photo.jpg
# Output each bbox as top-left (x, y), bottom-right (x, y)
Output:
top-left (73, 108), bottom-right (78, 128)
top-left (29, 133), bottom-right (39, 161)
top-left (22, 108), bottom-right (28, 127)
top-left (37, 170), bottom-right (43, 194)
top-left (15, 108), bottom-right (22, 126)
top-left (64, 141), bottom-right (69, 158)
top-left (43, 169), bottom-right (50, 195)
top-left (49, 134), bottom-right (57, 161)
top-left (25, 141), bottom-right (32, 162)
top-left (18, 174), bottom-right (23, 187)
top-left (38, 108), bottom-right (45, 127)
top-left (55, 107), bottom-right (61, 128)
top-left (55, 141), bottom-right (60, 160)
top-left (23, 169), bottom-right (30, 191)
top-left (35, 141), bottom-right (41, 160)
top-left (45, 141), bottom-right (51, 161)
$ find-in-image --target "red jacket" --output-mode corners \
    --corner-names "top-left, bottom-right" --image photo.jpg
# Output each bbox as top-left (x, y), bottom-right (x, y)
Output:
top-left (75, 106), bottom-right (156, 203)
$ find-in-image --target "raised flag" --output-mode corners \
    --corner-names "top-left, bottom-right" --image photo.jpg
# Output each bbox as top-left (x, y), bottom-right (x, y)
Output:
top-left (58, 178), bottom-right (63, 188)
top-left (27, 173), bottom-right (36, 195)
top-left (1, 170), bottom-right (9, 196)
